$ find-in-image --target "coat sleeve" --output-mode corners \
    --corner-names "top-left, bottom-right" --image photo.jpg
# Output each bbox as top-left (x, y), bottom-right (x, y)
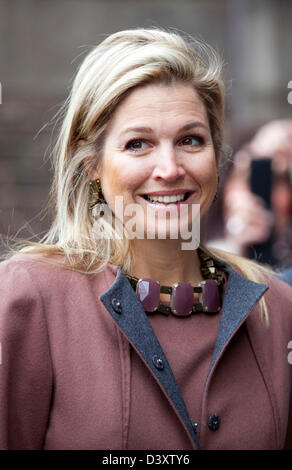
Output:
top-left (0, 258), bottom-right (53, 449)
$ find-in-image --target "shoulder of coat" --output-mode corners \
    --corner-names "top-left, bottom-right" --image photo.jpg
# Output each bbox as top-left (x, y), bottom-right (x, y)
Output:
top-left (0, 254), bottom-right (118, 292)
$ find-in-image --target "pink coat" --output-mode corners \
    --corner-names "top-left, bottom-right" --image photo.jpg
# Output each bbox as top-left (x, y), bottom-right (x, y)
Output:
top-left (0, 255), bottom-right (291, 450)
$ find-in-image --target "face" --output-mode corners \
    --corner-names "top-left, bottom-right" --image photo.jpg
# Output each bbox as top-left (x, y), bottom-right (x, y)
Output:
top-left (94, 82), bottom-right (217, 241)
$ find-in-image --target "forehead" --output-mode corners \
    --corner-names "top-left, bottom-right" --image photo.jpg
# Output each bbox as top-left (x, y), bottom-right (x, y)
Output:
top-left (107, 82), bottom-right (209, 133)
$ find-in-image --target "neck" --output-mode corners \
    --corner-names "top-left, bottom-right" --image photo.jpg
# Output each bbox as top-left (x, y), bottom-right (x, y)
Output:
top-left (129, 239), bottom-right (204, 285)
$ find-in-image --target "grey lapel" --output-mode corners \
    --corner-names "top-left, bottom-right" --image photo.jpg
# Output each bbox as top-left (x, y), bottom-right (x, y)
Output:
top-left (207, 265), bottom-right (269, 375)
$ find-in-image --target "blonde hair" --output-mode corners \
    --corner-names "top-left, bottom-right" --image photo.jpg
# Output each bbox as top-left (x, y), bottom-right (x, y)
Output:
top-left (6, 27), bottom-right (272, 325)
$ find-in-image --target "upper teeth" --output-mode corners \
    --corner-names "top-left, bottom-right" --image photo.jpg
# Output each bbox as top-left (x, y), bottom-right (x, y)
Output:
top-left (147, 194), bottom-right (186, 203)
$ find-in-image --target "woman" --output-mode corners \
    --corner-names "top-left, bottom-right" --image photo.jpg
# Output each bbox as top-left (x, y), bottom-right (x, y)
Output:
top-left (0, 28), bottom-right (291, 450)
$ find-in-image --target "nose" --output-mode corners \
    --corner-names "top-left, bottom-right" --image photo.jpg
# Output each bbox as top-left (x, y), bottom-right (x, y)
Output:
top-left (152, 146), bottom-right (186, 181)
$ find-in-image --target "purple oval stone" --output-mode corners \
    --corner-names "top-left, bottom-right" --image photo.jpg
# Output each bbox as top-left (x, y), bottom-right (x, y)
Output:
top-left (136, 278), bottom-right (160, 312)
top-left (171, 282), bottom-right (194, 316)
top-left (202, 279), bottom-right (220, 312)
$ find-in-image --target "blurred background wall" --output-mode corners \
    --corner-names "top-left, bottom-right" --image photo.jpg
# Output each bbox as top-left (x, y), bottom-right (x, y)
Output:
top-left (0, 0), bottom-right (291, 250)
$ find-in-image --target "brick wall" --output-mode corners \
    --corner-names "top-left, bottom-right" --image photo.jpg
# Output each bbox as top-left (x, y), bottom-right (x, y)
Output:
top-left (0, 0), bottom-right (291, 252)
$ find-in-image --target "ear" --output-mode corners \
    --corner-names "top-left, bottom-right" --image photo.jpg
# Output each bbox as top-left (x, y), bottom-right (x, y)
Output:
top-left (78, 139), bottom-right (99, 181)
top-left (83, 157), bottom-right (99, 181)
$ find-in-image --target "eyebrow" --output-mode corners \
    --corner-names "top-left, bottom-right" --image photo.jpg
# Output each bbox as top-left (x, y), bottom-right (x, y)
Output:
top-left (119, 121), bottom-right (209, 137)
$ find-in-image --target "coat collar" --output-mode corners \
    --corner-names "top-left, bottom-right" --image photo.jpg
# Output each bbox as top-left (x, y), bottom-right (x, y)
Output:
top-left (207, 264), bottom-right (268, 375)
top-left (100, 263), bottom-right (268, 450)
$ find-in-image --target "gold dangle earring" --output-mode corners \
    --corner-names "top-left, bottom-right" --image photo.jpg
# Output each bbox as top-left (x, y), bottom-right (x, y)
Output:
top-left (89, 178), bottom-right (106, 210)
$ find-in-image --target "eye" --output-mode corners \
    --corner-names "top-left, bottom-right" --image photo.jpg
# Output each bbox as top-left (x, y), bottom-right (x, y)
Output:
top-left (179, 135), bottom-right (204, 147)
top-left (125, 139), bottom-right (148, 152)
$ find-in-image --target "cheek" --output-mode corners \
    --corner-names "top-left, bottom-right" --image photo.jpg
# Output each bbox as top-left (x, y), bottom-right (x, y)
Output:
top-left (100, 157), bottom-right (146, 201)
top-left (100, 162), bottom-right (120, 199)
top-left (193, 156), bottom-right (218, 216)
top-left (195, 157), bottom-right (217, 188)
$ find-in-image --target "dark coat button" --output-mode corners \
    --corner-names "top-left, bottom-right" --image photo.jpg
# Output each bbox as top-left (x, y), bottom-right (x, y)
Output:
top-left (152, 355), bottom-right (164, 370)
top-left (191, 420), bottom-right (198, 434)
top-left (208, 413), bottom-right (220, 431)
top-left (111, 298), bottom-right (122, 313)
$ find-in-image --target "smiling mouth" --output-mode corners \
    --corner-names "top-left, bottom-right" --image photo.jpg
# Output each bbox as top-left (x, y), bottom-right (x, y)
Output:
top-left (142, 192), bottom-right (191, 204)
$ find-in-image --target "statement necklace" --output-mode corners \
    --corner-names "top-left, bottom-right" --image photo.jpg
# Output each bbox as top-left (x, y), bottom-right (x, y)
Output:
top-left (125, 248), bottom-right (225, 317)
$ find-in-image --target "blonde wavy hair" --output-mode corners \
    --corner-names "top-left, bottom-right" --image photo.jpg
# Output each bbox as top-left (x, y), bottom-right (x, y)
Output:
top-left (7, 27), bottom-right (272, 324)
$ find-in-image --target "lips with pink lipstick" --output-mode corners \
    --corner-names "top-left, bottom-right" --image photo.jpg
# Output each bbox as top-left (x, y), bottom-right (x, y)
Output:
top-left (140, 190), bottom-right (195, 205)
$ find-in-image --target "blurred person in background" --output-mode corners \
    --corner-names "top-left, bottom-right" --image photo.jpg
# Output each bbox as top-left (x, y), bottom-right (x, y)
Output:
top-left (223, 119), bottom-right (292, 269)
